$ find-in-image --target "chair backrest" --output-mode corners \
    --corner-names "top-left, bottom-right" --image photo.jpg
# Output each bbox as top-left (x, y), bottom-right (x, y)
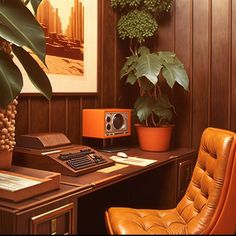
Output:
top-left (176, 127), bottom-right (236, 234)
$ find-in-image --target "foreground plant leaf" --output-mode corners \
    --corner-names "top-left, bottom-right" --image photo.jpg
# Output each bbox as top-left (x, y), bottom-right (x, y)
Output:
top-left (0, 50), bottom-right (23, 108)
top-left (0, 0), bottom-right (46, 63)
top-left (12, 45), bottom-right (52, 100)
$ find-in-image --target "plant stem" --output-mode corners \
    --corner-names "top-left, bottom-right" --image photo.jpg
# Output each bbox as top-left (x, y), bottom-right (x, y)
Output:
top-left (129, 39), bottom-right (134, 55)
top-left (134, 40), bottom-right (138, 55)
top-left (151, 112), bottom-right (157, 127)
top-left (157, 84), bottom-right (162, 96)
top-left (154, 85), bottom-right (157, 99)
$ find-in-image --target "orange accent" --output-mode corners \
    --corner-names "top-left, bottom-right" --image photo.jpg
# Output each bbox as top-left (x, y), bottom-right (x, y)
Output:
top-left (82, 109), bottom-right (131, 139)
top-left (135, 124), bottom-right (174, 151)
top-left (207, 138), bottom-right (236, 234)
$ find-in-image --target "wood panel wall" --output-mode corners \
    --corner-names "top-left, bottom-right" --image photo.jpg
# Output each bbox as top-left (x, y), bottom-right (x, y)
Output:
top-left (15, 0), bottom-right (236, 149)
top-left (155, 0), bottom-right (236, 148)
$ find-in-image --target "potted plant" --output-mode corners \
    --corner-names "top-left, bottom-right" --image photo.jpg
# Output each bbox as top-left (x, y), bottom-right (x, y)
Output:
top-left (0, 0), bottom-right (52, 169)
top-left (110, 0), bottom-right (189, 151)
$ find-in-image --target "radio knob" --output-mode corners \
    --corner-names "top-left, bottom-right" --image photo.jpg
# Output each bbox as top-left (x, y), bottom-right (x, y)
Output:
top-left (106, 116), bottom-right (111, 123)
top-left (106, 124), bottom-right (111, 131)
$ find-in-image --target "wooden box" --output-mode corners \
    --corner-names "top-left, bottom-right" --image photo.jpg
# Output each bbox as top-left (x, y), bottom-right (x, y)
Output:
top-left (0, 166), bottom-right (61, 202)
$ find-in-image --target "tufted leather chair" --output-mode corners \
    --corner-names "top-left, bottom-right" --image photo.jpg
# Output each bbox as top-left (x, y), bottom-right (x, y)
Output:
top-left (105, 127), bottom-right (236, 234)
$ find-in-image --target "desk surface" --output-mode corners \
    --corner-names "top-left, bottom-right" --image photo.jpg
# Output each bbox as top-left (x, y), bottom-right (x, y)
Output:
top-left (0, 147), bottom-right (197, 212)
top-left (61, 147), bottom-right (197, 193)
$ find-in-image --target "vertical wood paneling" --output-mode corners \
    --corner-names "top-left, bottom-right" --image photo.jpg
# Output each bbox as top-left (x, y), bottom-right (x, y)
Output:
top-left (100, 0), bottom-right (116, 108)
top-left (155, 10), bottom-right (174, 51)
top-left (29, 97), bottom-right (49, 133)
top-left (211, 0), bottom-right (230, 128)
top-left (116, 40), bottom-right (133, 108)
top-left (173, 0), bottom-right (192, 147)
top-left (81, 97), bottom-right (97, 144)
top-left (51, 97), bottom-right (67, 133)
top-left (231, 0), bottom-right (236, 131)
top-left (67, 97), bottom-right (81, 144)
top-left (15, 0), bottom-right (236, 149)
top-left (192, 0), bottom-right (210, 148)
top-left (96, 0), bottom-right (103, 109)
top-left (15, 97), bottom-right (29, 141)
top-left (81, 96), bottom-right (97, 109)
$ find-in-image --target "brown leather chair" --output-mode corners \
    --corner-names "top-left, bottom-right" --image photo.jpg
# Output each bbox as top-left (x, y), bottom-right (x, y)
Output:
top-left (105, 127), bottom-right (236, 234)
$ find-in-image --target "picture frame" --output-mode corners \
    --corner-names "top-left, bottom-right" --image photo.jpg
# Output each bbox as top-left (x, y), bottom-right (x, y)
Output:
top-left (17, 0), bottom-right (98, 94)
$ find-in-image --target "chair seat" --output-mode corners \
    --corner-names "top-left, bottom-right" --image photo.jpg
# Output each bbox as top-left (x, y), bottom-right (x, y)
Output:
top-left (105, 207), bottom-right (188, 234)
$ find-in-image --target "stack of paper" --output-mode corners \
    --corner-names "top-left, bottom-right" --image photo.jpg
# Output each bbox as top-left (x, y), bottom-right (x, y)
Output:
top-left (110, 156), bottom-right (157, 167)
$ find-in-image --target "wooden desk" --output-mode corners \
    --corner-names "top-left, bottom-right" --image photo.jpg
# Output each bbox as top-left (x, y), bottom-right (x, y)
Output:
top-left (0, 147), bottom-right (197, 234)
top-left (0, 166), bottom-right (91, 234)
top-left (69, 147), bottom-right (197, 234)
top-left (61, 147), bottom-right (196, 196)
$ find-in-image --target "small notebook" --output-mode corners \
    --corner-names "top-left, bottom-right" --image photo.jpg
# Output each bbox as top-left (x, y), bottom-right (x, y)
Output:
top-left (110, 156), bottom-right (157, 167)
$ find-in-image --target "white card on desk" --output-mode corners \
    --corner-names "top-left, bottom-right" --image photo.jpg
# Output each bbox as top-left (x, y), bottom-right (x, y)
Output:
top-left (110, 156), bottom-right (157, 167)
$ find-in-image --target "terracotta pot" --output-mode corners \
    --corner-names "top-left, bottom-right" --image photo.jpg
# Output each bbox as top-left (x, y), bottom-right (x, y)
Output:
top-left (135, 124), bottom-right (174, 152)
top-left (0, 150), bottom-right (13, 170)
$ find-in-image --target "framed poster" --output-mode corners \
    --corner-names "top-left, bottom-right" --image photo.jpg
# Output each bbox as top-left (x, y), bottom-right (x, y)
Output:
top-left (18, 0), bottom-right (97, 94)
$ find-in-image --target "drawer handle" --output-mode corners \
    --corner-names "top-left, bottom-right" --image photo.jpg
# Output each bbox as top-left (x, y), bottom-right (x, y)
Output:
top-left (51, 218), bottom-right (57, 235)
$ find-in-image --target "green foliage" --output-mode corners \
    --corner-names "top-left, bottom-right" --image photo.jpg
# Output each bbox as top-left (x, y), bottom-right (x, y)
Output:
top-left (111, 0), bottom-right (189, 127)
top-left (121, 46), bottom-right (189, 126)
top-left (0, 0), bottom-right (52, 108)
top-left (111, 0), bottom-right (173, 43)
top-left (134, 94), bottom-right (173, 124)
top-left (111, 0), bottom-right (142, 8)
top-left (143, 0), bottom-right (173, 12)
top-left (118, 10), bottom-right (158, 43)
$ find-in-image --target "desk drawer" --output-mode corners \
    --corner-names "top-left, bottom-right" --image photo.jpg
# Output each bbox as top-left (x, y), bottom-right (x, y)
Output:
top-left (177, 156), bottom-right (196, 202)
top-left (30, 203), bottom-right (74, 235)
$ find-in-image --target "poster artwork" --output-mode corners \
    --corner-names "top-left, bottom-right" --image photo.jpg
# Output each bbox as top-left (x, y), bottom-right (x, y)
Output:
top-left (35, 0), bottom-right (84, 77)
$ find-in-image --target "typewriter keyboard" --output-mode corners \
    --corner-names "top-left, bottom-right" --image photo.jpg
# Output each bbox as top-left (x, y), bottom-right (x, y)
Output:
top-left (58, 148), bottom-right (107, 170)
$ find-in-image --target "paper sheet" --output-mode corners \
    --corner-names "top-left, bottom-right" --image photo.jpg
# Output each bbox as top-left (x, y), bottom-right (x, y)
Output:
top-left (0, 173), bottom-right (41, 192)
top-left (97, 163), bottom-right (129, 173)
top-left (110, 156), bottom-right (157, 167)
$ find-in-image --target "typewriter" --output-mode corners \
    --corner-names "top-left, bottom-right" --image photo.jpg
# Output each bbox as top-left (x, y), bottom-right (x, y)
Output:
top-left (13, 133), bottom-right (115, 176)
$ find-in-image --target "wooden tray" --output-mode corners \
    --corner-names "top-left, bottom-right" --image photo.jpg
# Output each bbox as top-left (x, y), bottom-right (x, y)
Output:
top-left (0, 167), bottom-right (60, 202)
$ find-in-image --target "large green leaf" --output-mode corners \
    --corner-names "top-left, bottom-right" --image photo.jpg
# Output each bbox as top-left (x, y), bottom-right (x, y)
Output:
top-left (158, 51), bottom-right (184, 68)
top-left (12, 45), bottom-right (52, 100)
top-left (126, 72), bottom-right (138, 85)
top-left (138, 46), bottom-right (150, 56)
top-left (158, 51), bottom-right (176, 63)
top-left (0, 51), bottom-right (23, 108)
top-left (134, 95), bottom-right (156, 122)
top-left (153, 94), bottom-right (173, 123)
top-left (120, 54), bottom-right (138, 79)
top-left (162, 62), bottom-right (189, 90)
top-left (29, 0), bottom-right (43, 14)
top-left (135, 53), bottom-right (162, 85)
top-left (0, 23), bottom-right (25, 47)
top-left (0, 0), bottom-right (46, 63)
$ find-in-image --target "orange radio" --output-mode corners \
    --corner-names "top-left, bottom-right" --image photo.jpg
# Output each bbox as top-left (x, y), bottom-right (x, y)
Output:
top-left (82, 109), bottom-right (131, 139)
